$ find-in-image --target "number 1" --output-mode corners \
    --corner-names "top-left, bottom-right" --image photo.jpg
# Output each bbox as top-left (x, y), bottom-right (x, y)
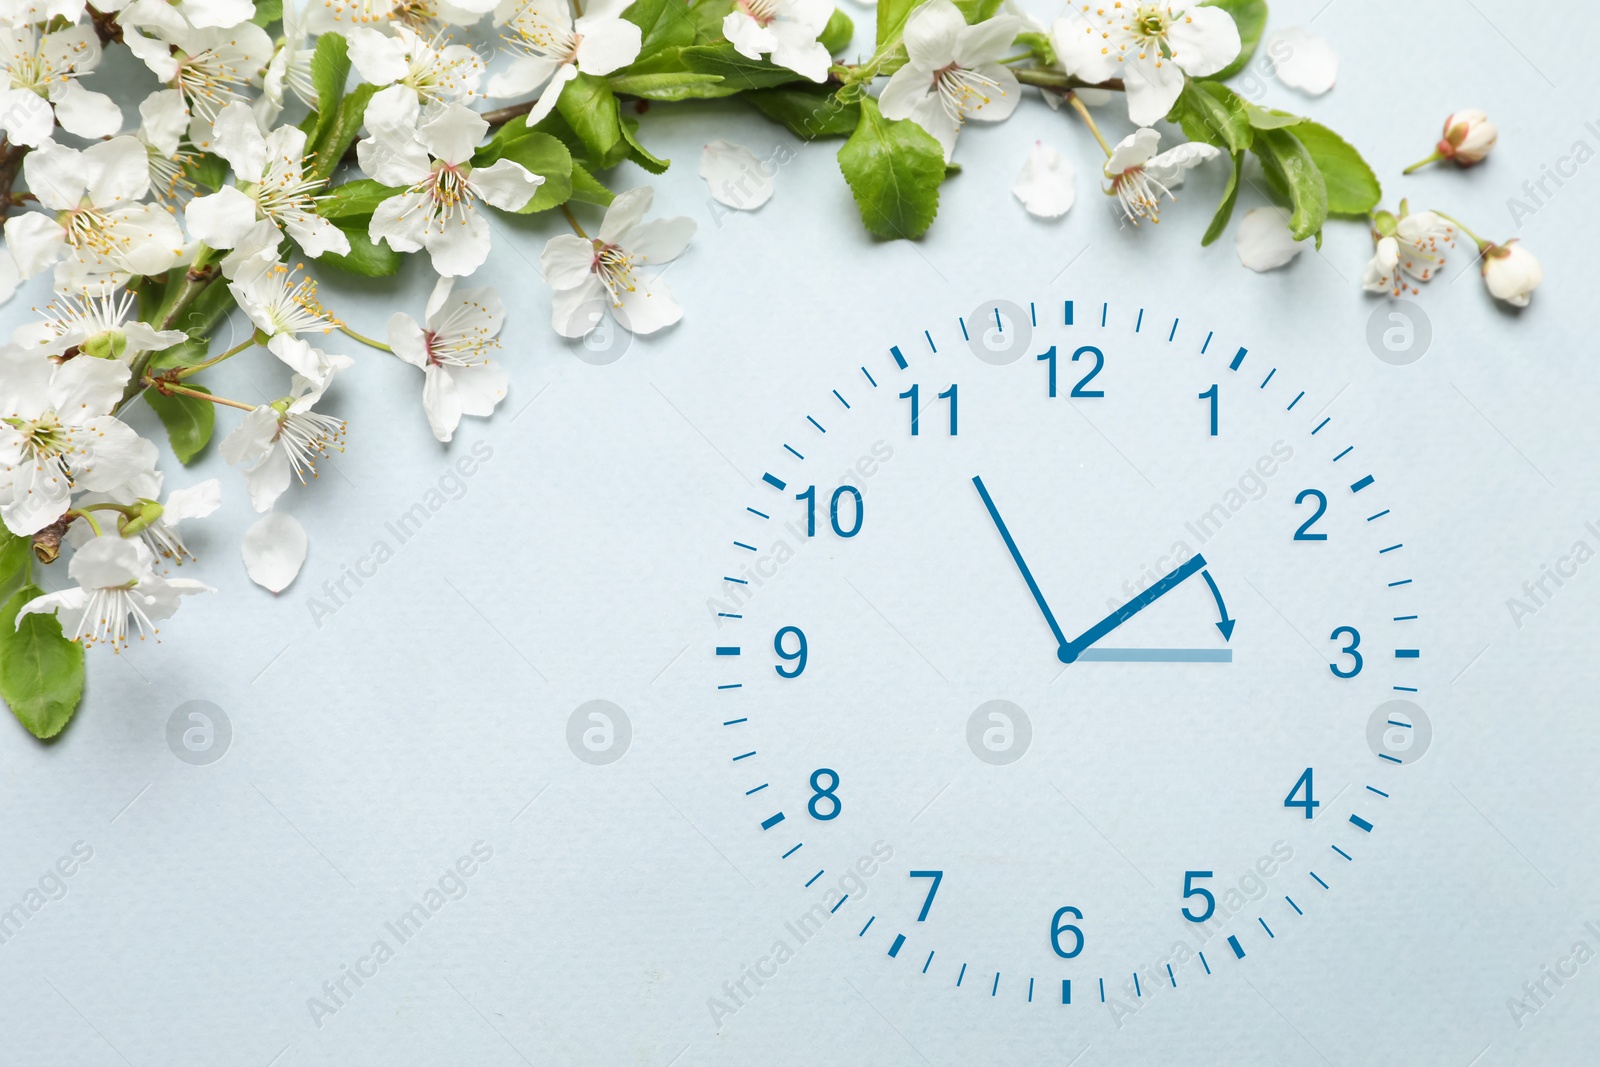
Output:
top-left (1199, 384), bottom-right (1218, 436)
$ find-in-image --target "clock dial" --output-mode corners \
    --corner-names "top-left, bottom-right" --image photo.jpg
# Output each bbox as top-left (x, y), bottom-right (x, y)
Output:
top-left (703, 297), bottom-right (1428, 1016)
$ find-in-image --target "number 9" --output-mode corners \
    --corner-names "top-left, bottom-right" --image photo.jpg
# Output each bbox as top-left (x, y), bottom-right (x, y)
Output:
top-left (774, 625), bottom-right (807, 678)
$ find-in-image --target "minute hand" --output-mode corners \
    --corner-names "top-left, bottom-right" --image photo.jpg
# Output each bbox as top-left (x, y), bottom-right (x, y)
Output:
top-left (1058, 553), bottom-right (1209, 664)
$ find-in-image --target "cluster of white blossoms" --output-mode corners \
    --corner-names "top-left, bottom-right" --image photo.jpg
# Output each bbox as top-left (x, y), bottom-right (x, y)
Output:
top-left (0, 0), bottom-right (700, 680)
top-left (0, 0), bottom-right (1545, 736)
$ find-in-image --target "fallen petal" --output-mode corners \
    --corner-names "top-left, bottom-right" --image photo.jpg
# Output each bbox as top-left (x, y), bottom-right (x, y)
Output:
top-left (242, 511), bottom-right (308, 593)
top-left (1235, 207), bottom-right (1304, 272)
top-left (1267, 27), bottom-right (1338, 96)
top-left (1012, 140), bottom-right (1075, 218)
top-left (699, 139), bottom-right (774, 210)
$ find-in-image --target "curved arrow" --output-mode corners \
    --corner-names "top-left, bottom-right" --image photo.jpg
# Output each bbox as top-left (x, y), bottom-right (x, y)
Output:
top-left (1201, 569), bottom-right (1235, 642)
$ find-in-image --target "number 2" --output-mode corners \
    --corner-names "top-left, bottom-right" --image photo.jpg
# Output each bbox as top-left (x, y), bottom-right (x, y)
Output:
top-left (1294, 489), bottom-right (1328, 541)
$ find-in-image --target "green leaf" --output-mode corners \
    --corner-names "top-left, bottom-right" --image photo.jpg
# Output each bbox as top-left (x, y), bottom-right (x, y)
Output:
top-left (318, 178), bottom-right (402, 220)
top-left (1171, 81), bottom-right (1251, 153)
top-left (620, 119), bottom-right (669, 175)
top-left (568, 161), bottom-right (616, 207)
top-left (557, 74), bottom-right (630, 169)
top-left (819, 7), bottom-right (853, 53)
top-left (688, 0), bottom-right (733, 39)
top-left (0, 584), bottom-right (84, 740)
top-left (1251, 127), bottom-right (1327, 241)
top-left (1240, 97), bottom-right (1303, 130)
top-left (748, 86), bottom-right (860, 139)
top-left (172, 273), bottom-right (242, 337)
top-left (608, 71), bottom-right (731, 100)
top-left (1203, 0), bottom-right (1267, 81)
top-left (322, 219), bottom-right (404, 276)
top-left (475, 132), bottom-right (574, 212)
top-left (1202, 151), bottom-right (1244, 247)
top-left (251, 0), bottom-right (282, 23)
top-left (623, 0), bottom-right (698, 56)
top-left (0, 528), bottom-right (29, 603)
top-left (875, 0), bottom-right (916, 51)
top-left (951, 0), bottom-right (1003, 25)
top-left (680, 42), bottom-right (809, 89)
top-left (309, 82), bottom-right (375, 184)
top-left (146, 383), bottom-right (216, 464)
top-left (1291, 120), bottom-right (1381, 217)
top-left (184, 152), bottom-right (230, 192)
top-left (836, 96), bottom-right (944, 240)
top-left (146, 336), bottom-right (211, 372)
top-left (308, 32), bottom-right (351, 149)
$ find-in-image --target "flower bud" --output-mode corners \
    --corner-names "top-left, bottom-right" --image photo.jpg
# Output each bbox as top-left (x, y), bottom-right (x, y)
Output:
top-left (1439, 109), bottom-right (1497, 165)
top-left (1481, 240), bottom-right (1541, 307)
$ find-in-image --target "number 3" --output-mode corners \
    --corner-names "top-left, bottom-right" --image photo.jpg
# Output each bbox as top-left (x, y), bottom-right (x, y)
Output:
top-left (1330, 625), bottom-right (1363, 678)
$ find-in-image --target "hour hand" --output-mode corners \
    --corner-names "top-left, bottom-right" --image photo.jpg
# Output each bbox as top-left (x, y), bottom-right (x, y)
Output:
top-left (1057, 554), bottom-right (1208, 663)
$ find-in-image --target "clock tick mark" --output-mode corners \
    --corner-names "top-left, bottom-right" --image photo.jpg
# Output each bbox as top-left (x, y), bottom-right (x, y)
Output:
top-left (1312, 417), bottom-right (1331, 435)
top-left (1351, 474), bottom-right (1375, 492)
top-left (1201, 330), bottom-right (1213, 353)
top-left (923, 951), bottom-right (934, 974)
top-left (807, 416), bottom-right (826, 433)
top-left (1333, 445), bottom-right (1354, 461)
top-left (1287, 391), bottom-right (1305, 411)
top-left (924, 330), bottom-right (937, 352)
top-left (833, 389), bottom-right (850, 408)
top-left (1168, 317), bottom-right (1179, 341)
top-left (731, 751), bottom-right (755, 761)
top-left (890, 345), bottom-right (908, 370)
top-left (1259, 918), bottom-right (1275, 938)
top-left (783, 444), bottom-right (804, 459)
top-left (1287, 896), bottom-right (1303, 915)
top-left (1228, 935), bottom-right (1245, 959)
top-left (1260, 368), bottom-right (1276, 387)
top-left (889, 934), bottom-right (905, 957)
top-left (1331, 845), bottom-right (1353, 861)
top-left (804, 870), bottom-right (823, 887)
top-left (1350, 814), bottom-right (1374, 832)
top-left (1367, 786), bottom-right (1390, 797)
top-left (860, 366), bottom-right (877, 387)
top-left (859, 916), bottom-right (875, 936)
top-left (1229, 346), bottom-right (1247, 371)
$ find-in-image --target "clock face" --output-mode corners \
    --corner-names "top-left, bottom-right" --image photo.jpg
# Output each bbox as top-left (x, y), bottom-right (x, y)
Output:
top-left (702, 296), bottom-right (1429, 1018)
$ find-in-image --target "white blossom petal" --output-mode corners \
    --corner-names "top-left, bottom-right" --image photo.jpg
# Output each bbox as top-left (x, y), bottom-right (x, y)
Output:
top-left (1266, 26), bottom-right (1337, 96)
top-left (700, 140), bottom-right (774, 210)
top-left (1012, 140), bottom-right (1075, 218)
top-left (1235, 207), bottom-right (1304, 271)
top-left (242, 511), bottom-right (307, 592)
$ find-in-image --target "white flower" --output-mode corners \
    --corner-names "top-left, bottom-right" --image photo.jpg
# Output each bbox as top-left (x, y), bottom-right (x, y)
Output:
top-left (0, 348), bottom-right (145, 536)
top-left (1482, 240), bottom-right (1541, 308)
top-left (65, 438), bottom-right (222, 565)
top-left (879, 0), bottom-right (1021, 161)
top-left (138, 89), bottom-right (199, 205)
top-left (359, 89), bottom-right (544, 277)
top-left (387, 275), bottom-right (509, 441)
top-left (229, 259), bottom-right (340, 339)
top-left (1440, 109), bottom-right (1497, 166)
top-left (1101, 127), bottom-right (1218, 224)
top-left (185, 102), bottom-right (349, 259)
top-left (1265, 26), bottom-right (1337, 96)
top-left (219, 218), bottom-right (284, 282)
top-left (267, 335), bottom-right (353, 395)
top-left (242, 510), bottom-right (307, 592)
top-left (257, 0), bottom-right (317, 126)
top-left (1012, 140), bottom-right (1075, 218)
top-left (14, 289), bottom-right (187, 361)
top-left (0, 24), bottom-right (122, 148)
top-left (1234, 207), bottom-right (1303, 272)
top-left (15, 536), bottom-right (212, 650)
top-left (1362, 211), bottom-right (1456, 296)
top-left (119, 0), bottom-right (257, 33)
top-left (487, 0), bottom-right (641, 125)
top-left (699, 140), bottom-right (774, 211)
top-left (348, 24), bottom-right (485, 108)
top-left (721, 0), bottom-right (832, 84)
top-left (219, 373), bottom-right (349, 513)
top-left (1053, 2), bottom-right (1241, 127)
top-left (4, 137), bottom-right (184, 291)
top-left (539, 186), bottom-right (694, 339)
top-left (122, 22), bottom-right (273, 147)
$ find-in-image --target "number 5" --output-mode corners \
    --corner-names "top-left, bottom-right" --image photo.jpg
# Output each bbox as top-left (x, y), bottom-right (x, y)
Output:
top-left (1181, 870), bottom-right (1215, 923)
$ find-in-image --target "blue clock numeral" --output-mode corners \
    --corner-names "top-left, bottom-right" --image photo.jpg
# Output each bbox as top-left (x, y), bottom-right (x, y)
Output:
top-left (1294, 489), bottom-right (1329, 541)
top-left (1050, 906), bottom-right (1085, 959)
top-left (1329, 626), bottom-right (1363, 678)
top-left (797, 485), bottom-right (864, 538)
top-left (899, 384), bottom-right (958, 436)
top-left (774, 626), bottom-right (807, 678)
top-left (1036, 345), bottom-right (1058, 397)
top-left (1069, 346), bottom-right (1105, 398)
top-left (1181, 871), bottom-right (1216, 922)
top-left (1199, 383), bottom-right (1219, 437)
top-left (910, 870), bottom-right (943, 921)
top-left (807, 768), bottom-right (841, 821)
top-left (1285, 767), bottom-right (1319, 819)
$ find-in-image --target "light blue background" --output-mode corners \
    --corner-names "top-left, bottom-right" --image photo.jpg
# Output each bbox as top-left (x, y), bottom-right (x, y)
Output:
top-left (2, 0), bottom-right (1598, 1063)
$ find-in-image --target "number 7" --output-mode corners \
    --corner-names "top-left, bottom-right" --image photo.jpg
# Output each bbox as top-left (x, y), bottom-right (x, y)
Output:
top-left (909, 870), bottom-right (943, 922)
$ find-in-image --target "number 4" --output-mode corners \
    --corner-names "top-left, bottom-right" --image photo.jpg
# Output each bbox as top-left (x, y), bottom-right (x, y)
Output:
top-left (1285, 767), bottom-right (1319, 819)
